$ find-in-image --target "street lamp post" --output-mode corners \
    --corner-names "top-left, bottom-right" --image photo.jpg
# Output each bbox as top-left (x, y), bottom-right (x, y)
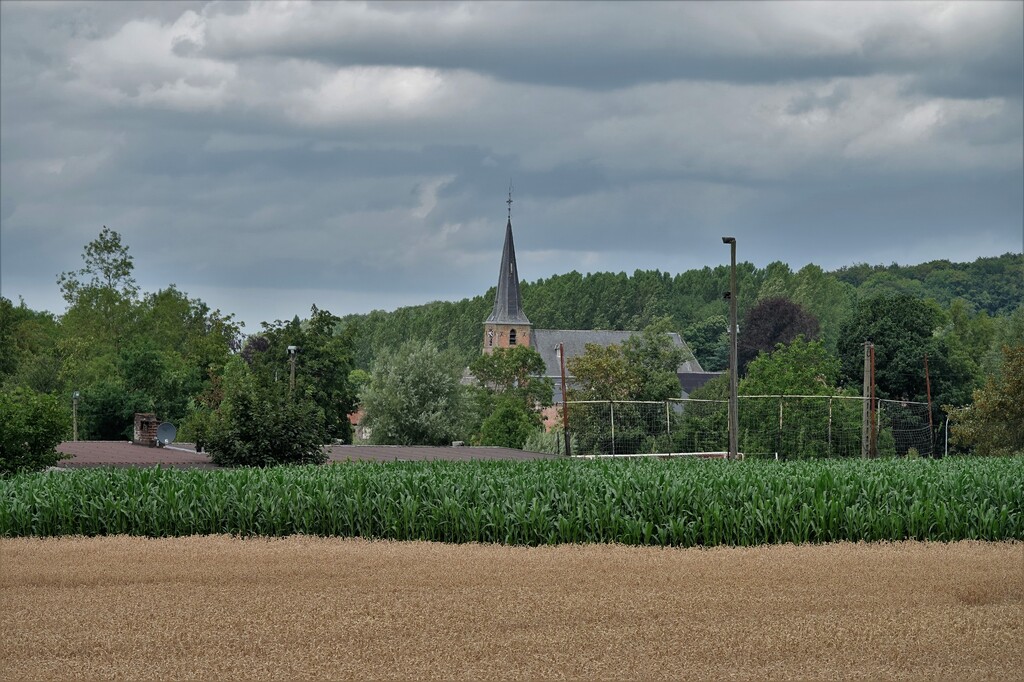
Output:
top-left (722, 237), bottom-right (739, 460)
top-left (287, 346), bottom-right (299, 394)
top-left (72, 391), bottom-right (80, 442)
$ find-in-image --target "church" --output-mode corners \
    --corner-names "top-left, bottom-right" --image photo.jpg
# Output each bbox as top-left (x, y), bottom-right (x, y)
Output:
top-left (481, 204), bottom-right (715, 403)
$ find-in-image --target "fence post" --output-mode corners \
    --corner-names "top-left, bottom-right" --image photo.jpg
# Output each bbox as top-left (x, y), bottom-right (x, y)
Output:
top-left (609, 401), bottom-right (615, 457)
top-left (870, 344), bottom-right (877, 458)
top-left (924, 353), bottom-right (935, 456)
top-left (827, 397), bottom-right (833, 457)
top-left (777, 395), bottom-right (784, 459)
top-left (875, 400), bottom-right (882, 456)
top-left (666, 401), bottom-right (671, 437)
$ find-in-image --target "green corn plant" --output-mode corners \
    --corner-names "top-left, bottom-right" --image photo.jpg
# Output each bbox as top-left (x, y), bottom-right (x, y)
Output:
top-left (1, 457), bottom-right (1022, 545)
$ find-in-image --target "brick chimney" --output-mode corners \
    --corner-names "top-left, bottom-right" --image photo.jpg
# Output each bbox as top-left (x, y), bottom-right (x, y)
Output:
top-left (133, 413), bottom-right (159, 447)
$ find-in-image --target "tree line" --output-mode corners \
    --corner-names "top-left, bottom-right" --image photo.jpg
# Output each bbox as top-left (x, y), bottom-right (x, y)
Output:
top-left (339, 254), bottom-right (1022, 373)
top-left (1, 228), bottom-right (1021, 473)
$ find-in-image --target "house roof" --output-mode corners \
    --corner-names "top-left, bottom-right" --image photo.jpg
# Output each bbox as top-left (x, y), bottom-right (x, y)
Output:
top-left (677, 371), bottom-right (723, 395)
top-left (484, 219), bottom-right (531, 326)
top-left (531, 329), bottom-right (704, 378)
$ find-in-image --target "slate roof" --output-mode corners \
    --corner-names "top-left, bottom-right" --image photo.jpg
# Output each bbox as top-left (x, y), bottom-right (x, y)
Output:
top-left (678, 371), bottom-right (724, 395)
top-left (531, 329), bottom-right (704, 379)
top-left (485, 219), bottom-right (531, 325)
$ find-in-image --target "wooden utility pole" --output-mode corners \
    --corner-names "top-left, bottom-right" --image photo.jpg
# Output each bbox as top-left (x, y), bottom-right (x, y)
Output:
top-left (559, 342), bottom-right (571, 458)
top-left (862, 343), bottom-right (868, 457)
top-left (862, 342), bottom-right (874, 458)
top-left (723, 237), bottom-right (739, 460)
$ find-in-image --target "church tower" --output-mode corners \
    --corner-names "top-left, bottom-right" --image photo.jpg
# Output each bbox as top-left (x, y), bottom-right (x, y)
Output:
top-left (483, 190), bottom-right (531, 353)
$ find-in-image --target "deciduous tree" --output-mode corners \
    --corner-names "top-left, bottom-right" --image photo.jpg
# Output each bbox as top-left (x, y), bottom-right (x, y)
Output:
top-left (738, 297), bottom-right (819, 375)
top-left (683, 315), bottom-right (729, 372)
top-left (622, 317), bottom-right (690, 401)
top-left (360, 340), bottom-right (463, 446)
top-left (469, 345), bottom-right (552, 407)
top-left (57, 226), bottom-right (139, 359)
top-left (837, 294), bottom-right (974, 409)
top-left (739, 338), bottom-right (854, 459)
top-left (205, 357), bottom-right (328, 467)
top-left (741, 337), bottom-right (839, 397)
top-left (947, 345), bottom-right (1024, 456)
top-left (566, 343), bottom-right (637, 401)
top-left (0, 386), bottom-right (70, 474)
top-left (242, 306), bottom-right (356, 442)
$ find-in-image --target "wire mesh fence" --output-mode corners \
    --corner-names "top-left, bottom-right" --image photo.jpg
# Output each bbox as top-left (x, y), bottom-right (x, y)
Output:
top-left (565, 396), bottom-right (933, 459)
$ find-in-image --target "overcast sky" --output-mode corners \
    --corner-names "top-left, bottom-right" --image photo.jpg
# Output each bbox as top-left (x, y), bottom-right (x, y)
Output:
top-left (2, 1), bottom-right (1021, 331)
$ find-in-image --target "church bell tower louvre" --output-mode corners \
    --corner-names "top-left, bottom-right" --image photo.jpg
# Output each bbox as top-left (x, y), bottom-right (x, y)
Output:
top-left (483, 188), bottom-right (532, 354)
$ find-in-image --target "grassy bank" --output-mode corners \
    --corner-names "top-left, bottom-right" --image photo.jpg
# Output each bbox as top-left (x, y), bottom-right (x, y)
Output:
top-left (2, 457), bottom-right (1022, 544)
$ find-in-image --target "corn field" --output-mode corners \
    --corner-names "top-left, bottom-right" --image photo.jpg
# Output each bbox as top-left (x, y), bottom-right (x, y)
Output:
top-left (2, 457), bottom-right (1021, 545)
top-left (567, 396), bottom-right (933, 458)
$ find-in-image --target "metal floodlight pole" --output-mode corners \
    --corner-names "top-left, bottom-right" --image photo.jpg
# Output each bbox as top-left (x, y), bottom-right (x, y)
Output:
top-left (722, 237), bottom-right (739, 461)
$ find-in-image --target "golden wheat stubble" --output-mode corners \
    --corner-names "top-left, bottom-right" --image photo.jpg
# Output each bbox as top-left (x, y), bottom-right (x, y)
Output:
top-left (1, 538), bottom-right (1022, 680)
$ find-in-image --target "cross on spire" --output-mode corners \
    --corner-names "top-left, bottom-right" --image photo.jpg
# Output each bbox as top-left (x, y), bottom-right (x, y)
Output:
top-left (507, 181), bottom-right (513, 221)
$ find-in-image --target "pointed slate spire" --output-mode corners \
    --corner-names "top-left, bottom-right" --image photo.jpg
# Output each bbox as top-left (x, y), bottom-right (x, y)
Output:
top-left (485, 217), bottom-right (531, 325)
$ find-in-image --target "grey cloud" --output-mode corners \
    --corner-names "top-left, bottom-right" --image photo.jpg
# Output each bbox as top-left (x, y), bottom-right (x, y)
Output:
top-left (863, 4), bottom-right (1024, 100)
top-left (785, 83), bottom-right (852, 116)
top-left (1, 1), bottom-right (1021, 329)
top-left (197, 1), bottom-right (1023, 98)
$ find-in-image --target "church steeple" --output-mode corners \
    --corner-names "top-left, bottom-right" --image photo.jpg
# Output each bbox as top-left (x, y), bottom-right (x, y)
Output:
top-left (483, 190), bottom-right (531, 352)
top-left (486, 208), bottom-right (530, 326)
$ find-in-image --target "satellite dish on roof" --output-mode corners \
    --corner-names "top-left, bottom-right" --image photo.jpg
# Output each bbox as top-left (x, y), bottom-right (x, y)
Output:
top-left (156, 422), bottom-right (177, 447)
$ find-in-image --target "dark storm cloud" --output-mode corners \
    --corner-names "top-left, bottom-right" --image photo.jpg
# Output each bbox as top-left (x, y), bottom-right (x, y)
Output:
top-left (201, 1), bottom-right (1024, 97)
top-left (1, 1), bottom-right (1021, 330)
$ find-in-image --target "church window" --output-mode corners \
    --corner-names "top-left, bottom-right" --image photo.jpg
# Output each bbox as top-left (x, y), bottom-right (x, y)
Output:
top-left (509, 329), bottom-right (517, 345)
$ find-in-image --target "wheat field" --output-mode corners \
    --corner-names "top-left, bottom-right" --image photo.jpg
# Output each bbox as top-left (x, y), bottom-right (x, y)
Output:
top-left (2, 537), bottom-right (1022, 680)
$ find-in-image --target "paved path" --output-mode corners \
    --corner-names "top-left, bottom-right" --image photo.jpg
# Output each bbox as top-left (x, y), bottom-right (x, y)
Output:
top-left (55, 441), bottom-right (556, 469)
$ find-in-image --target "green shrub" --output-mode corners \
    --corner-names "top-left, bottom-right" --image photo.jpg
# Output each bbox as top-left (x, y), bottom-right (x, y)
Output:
top-left (478, 397), bottom-right (541, 449)
top-left (522, 427), bottom-right (576, 456)
top-left (77, 379), bottom-right (140, 441)
top-left (177, 405), bottom-right (214, 452)
top-left (205, 362), bottom-right (328, 467)
top-left (0, 386), bottom-right (70, 475)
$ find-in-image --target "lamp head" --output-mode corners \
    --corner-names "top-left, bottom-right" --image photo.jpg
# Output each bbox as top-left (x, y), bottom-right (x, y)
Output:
top-left (722, 236), bottom-right (736, 245)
